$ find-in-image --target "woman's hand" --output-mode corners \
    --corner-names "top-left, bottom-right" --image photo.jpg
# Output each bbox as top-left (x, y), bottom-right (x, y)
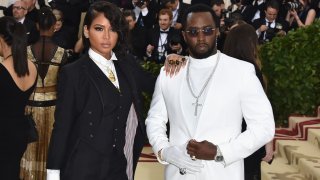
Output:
top-left (262, 140), bottom-right (274, 164)
top-left (164, 54), bottom-right (187, 77)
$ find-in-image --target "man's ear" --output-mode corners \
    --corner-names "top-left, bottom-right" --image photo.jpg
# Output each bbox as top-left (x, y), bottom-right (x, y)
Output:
top-left (83, 25), bottom-right (89, 38)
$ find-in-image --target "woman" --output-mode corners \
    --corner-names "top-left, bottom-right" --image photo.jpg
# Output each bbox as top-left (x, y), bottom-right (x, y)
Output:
top-left (286, 0), bottom-right (320, 29)
top-left (46, 1), bottom-right (155, 179)
top-left (0, 16), bottom-right (37, 180)
top-left (223, 23), bottom-right (274, 180)
top-left (20, 7), bottom-right (67, 180)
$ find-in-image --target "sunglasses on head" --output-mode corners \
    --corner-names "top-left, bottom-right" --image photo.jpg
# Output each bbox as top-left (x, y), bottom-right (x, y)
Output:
top-left (184, 27), bottom-right (216, 37)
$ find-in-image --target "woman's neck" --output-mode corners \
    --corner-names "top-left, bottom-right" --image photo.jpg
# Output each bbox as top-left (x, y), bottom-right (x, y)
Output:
top-left (1, 47), bottom-right (12, 61)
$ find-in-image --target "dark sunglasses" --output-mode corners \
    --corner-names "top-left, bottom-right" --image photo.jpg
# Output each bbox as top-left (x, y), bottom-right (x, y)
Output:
top-left (185, 27), bottom-right (216, 37)
top-left (13, 6), bottom-right (26, 10)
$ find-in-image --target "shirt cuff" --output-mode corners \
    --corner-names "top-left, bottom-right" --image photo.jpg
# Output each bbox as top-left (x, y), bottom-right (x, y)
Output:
top-left (46, 169), bottom-right (60, 180)
top-left (141, 7), bottom-right (149, 16)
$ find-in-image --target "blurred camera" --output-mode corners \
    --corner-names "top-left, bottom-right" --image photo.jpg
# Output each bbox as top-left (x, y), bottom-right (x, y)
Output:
top-left (169, 35), bottom-right (181, 46)
top-left (221, 9), bottom-right (232, 19)
top-left (264, 23), bottom-right (283, 42)
top-left (220, 12), bottom-right (243, 33)
top-left (230, 0), bottom-right (241, 4)
top-left (284, 0), bottom-right (302, 10)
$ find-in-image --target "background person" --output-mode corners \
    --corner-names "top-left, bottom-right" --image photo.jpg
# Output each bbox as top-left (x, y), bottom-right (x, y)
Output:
top-left (223, 23), bottom-right (274, 180)
top-left (20, 7), bottom-right (67, 180)
top-left (0, 16), bottom-right (37, 180)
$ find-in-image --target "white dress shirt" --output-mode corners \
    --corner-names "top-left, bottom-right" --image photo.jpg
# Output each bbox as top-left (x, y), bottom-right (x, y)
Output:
top-left (88, 48), bottom-right (120, 89)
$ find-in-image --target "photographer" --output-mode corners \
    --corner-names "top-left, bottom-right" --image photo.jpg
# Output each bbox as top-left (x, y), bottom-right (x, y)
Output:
top-left (146, 8), bottom-right (184, 64)
top-left (253, 0), bottom-right (289, 43)
top-left (161, 0), bottom-right (190, 30)
top-left (129, 0), bottom-right (158, 29)
top-left (286, 0), bottom-right (320, 29)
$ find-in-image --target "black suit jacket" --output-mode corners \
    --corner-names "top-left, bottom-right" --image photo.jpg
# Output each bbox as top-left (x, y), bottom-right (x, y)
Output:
top-left (147, 26), bottom-right (183, 63)
top-left (175, 2), bottom-right (190, 24)
top-left (129, 25), bottom-right (148, 61)
top-left (47, 53), bottom-right (155, 179)
top-left (252, 17), bottom-right (289, 42)
top-left (23, 18), bottom-right (39, 45)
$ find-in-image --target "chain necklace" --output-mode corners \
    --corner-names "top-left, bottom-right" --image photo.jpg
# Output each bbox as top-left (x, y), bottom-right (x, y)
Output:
top-left (186, 51), bottom-right (220, 116)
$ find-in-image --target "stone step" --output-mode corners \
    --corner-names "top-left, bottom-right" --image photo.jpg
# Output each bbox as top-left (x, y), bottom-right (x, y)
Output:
top-left (276, 140), bottom-right (320, 165)
top-left (275, 119), bottom-right (320, 142)
top-left (307, 128), bottom-right (320, 148)
top-left (298, 158), bottom-right (320, 180)
top-left (275, 139), bottom-right (320, 179)
top-left (261, 156), bottom-right (306, 180)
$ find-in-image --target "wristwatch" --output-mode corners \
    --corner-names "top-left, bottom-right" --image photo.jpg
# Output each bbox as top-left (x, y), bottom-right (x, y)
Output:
top-left (214, 146), bottom-right (224, 162)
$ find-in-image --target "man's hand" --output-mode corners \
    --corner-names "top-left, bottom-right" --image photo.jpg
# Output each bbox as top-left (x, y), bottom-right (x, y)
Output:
top-left (173, 22), bottom-right (182, 30)
top-left (276, 30), bottom-right (286, 36)
top-left (187, 140), bottom-right (217, 160)
top-left (161, 143), bottom-right (204, 174)
top-left (146, 44), bottom-right (154, 55)
top-left (259, 24), bottom-right (268, 33)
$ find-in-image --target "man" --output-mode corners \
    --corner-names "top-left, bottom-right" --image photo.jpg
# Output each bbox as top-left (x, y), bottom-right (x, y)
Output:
top-left (146, 4), bottom-right (275, 180)
top-left (123, 9), bottom-right (148, 61)
top-left (5, 0), bottom-right (39, 22)
top-left (129, 0), bottom-right (158, 29)
top-left (161, 0), bottom-right (190, 30)
top-left (212, 0), bottom-right (226, 18)
top-left (146, 8), bottom-right (184, 64)
top-left (252, 0), bottom-right (289, 43)
top-left (12, 0), bottom-right (38, 44)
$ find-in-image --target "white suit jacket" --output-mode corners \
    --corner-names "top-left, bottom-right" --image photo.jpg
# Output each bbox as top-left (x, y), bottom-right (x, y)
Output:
top-left (146, 53), bottom-right (275, 180)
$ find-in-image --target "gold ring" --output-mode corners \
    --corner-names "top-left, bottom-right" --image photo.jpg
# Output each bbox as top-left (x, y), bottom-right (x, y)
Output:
top-left (175, 61), bottom-right (180, 65)
top-left (191, 155), bottom-right (196, 161)
top-left (169, 60), bottom-right (175, 65)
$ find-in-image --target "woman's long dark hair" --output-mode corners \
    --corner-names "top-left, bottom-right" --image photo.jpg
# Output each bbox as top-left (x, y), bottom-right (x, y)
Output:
top-left (0, 16), bottom-right (28, 77)
top-left (82, 1), bottom-right (129, 58)
top-left (223, 24), bottom-right (266, 89)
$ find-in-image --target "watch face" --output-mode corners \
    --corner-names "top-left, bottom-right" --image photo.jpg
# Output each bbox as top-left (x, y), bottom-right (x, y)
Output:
top-left (216, 155), bottom-right (224, 162)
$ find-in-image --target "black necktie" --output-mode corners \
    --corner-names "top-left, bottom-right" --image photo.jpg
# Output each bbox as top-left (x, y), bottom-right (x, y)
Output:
top-left (160, 31), bottom-right (169, 34)
top-left (267, 21), bottom-right (272, 28)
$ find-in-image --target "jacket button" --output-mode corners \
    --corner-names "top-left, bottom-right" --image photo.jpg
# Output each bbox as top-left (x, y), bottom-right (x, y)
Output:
top-left (113, 144), bottom-right (116, 147)
top-left (90, 134), bottom-right (94, 138)
top-left (114, 128), bottom-right (118, 131)
top-left (89, 122), bottom-right (93, 126)
top-left (120, 94), bottom-right (123, 97)
top-left (88, 111), bottom-right (92, 114)
top-left (119, 106), bottom-right (122, 109)
top-left (117, 116), bottom-right (120, 120)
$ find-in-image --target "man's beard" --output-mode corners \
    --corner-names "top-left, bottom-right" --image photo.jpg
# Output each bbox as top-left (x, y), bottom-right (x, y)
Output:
top-left (189, 44), bottom-right (216, 59)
